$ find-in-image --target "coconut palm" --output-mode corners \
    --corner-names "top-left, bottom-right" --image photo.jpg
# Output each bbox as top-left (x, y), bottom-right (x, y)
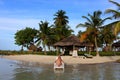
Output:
top-left (104, 21), bottom-right (120, 37)
top-left (105, 0), bottom-right (120, 36)
top-left (76, 10), bottom-right (111, 55)
top-left (105, 0), bottom-right (120, 19)
top-left (54, 10), bottom-right (69, 27)
top-left (36, 21), bottom-right (51, 54)
top-left (113, 21), bottom-right (120, 36)
top-left (100, 26), bottom-right (115, 51)
top-left (53, 10), bottom-right (73, 40)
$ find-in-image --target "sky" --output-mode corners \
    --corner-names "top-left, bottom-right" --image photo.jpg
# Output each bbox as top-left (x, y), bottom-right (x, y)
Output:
top-left (0, 0), bottom-right (119, 50)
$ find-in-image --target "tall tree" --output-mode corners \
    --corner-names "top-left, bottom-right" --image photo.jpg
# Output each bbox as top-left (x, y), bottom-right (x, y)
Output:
top-left (99, 26), bottom-right (115, 51)
top-left (14, 27), bottom-right (38, 51)
top-left (36, 21), bottom-right (51, 54)
top-left (54, 10), bottom-right (69, 27)
top-left (105, 0), bottom-right (120, 36)
top-left (53, 10), bottom-right (73, 40)
top-left (105, 0), bottom-right (120, 19)
top-left (76, 10), bottom-right (111, 55)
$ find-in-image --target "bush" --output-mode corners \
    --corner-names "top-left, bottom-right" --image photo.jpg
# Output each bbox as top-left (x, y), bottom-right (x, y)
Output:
top-left (115, 52), bottom-right (120, 55)
top-left (78, 51), bottom-right (96, 56)
top-left (0, 50), bottom-right (44, 55)
top-left (0, 50), bottom-right (120, 56)
top-left (78, 51), bottom-right (85, 56)
top-left (46, 51), bottom-right (57, 55)
top-left (99, 51), bottom-right (115, 56)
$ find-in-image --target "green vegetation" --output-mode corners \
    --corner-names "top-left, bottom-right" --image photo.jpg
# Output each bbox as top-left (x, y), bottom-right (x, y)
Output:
top-left (15, 10), bottom-right (73, 52)
top-left (105, 0), bottom-right (120, 36)
top-left (76, 10), bottom-right (111, 55)
top-left (1, 50), bottom-right (120, 56)
top-left (12, 0), bottom-right (120, 57)
top-left (14, 27), bottom-right (38, 51)
top-left (0, 50), bottom-right (56, 55)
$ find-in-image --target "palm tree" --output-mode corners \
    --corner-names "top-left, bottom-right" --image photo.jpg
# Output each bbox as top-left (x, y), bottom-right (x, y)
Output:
top-left (105, 0), bottom-right (120, 19)
top-left (36, 21), bottom-right (51, 54)
top-left (113, 22), bottom-right (120, 36)
top-left (53, 10), bottom-right (73, 40)
top-left (76, 10), bottom-right (111, 55)
top-left (54, 10), bottom-right (69, 27)
top-left (105, 0), bottom-right (120, 36)
top-left (100, 26), bottom-right (115, 51)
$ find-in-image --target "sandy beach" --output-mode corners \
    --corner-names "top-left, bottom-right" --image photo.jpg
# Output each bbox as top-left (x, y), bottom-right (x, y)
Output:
top-left (2, 55), bottom-right (120, 64)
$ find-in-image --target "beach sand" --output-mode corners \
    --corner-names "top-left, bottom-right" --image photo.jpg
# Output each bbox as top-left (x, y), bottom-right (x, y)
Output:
top-left (2, 55), bottom-right (120, 64)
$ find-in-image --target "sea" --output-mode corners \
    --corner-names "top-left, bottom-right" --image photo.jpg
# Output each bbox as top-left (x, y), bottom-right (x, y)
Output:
top-left (0, 56), bottom-right (120, 80)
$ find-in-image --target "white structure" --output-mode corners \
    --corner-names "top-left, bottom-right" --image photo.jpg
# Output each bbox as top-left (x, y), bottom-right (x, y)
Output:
top-left (54, 62), bottom-right (64, 70)
top-left (72, 50), bottom-right (78, 57)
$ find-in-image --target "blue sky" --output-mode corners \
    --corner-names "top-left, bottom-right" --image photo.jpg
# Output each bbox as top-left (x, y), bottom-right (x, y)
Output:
top-left (0, 0), bottom-right (119, 50)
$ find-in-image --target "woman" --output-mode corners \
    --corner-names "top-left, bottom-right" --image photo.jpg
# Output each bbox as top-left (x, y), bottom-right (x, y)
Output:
top-left (55, 55), bottom-right (63, 67)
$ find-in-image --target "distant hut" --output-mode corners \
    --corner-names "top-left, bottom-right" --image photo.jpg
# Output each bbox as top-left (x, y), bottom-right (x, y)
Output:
top-left (112, 41), bottom-right (120, 51)
top-left (54, 35), bottom-right (90, 55)
top-left (28, 43), bottom-right (42, 52)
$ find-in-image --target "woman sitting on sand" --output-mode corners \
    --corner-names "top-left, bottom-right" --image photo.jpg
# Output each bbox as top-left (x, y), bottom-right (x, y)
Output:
top-left (55, 55), bottom-right (63, 67)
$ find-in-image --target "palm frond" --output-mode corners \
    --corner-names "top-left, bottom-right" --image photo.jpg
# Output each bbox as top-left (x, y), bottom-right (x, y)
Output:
top-left (113, 21), bottom-right (120, 36)
top-left (105, 9), bottom-right (120, 19)
top-left (98, 17), bottom-right (112, 26)
top-left (109, 0), bottom-right (120, 10)
top-left (76, 23), bottom-right (88, 28)
top-left (82, 16), bottom-right (93, 24)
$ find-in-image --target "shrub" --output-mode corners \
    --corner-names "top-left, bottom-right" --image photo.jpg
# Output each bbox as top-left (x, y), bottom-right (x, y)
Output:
top-left (115, 52), bottom-right (120, 55)
top-left (78, 51), bottom-right (96, 56)
top-left (99, 51), bottom-right (115, 56)
top-left (0, 50), bottom-right (120, 56)
top-left (46, 51), bottom-right (57, 55)
top-left (78, 51), bottom-right (85, 56)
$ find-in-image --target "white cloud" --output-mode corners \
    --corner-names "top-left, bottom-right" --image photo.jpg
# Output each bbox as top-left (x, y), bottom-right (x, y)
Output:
top-left (0, 18), bottom-right (41, 32)
top-left (0, 17), bottom-right (41, 50)
top-left (0, 9), bottom-right (28, 14)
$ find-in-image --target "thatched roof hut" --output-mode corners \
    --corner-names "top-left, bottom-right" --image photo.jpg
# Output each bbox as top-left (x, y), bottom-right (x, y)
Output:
top-left (54, 35), bottom-right (87, 47)
top-left (54, 35), bottom-right (92, 55)
top-left (54, 35), bottom-right (94, 55)
top-left (28, 43), bottom-right (42, 52)
top-left (112, 41), bottom-right (120, 47)
top-left (112, 41), bottom-right (120, 51)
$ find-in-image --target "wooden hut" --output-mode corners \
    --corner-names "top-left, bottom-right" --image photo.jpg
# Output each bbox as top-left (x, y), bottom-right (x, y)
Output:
top-left (28, 43), bottom-right (42, 52)
top-left (112, 41), bottom-right (120, 51)
top-left (54, 35), bottom-right (89, 55)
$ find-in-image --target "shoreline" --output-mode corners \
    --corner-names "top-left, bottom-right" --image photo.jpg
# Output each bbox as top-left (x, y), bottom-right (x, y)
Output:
top-left (2, 55), bottom-right (120, 65)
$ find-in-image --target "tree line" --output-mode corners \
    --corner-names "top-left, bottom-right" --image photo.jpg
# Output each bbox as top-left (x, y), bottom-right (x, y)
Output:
top-left (14, 0), bottom-right (120, 55)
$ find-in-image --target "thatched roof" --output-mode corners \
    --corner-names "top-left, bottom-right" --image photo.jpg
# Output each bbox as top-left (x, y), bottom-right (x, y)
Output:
top-left (28, 43), bottom-right (42, 51)
top-left (28, 43), bottom-right (37, 51)
top-left (102, 21), bottom-right (120, 28)
top-left (54, 35), bottom-right (88, 47)
top-left (112, 41), bottom-right (120, 47)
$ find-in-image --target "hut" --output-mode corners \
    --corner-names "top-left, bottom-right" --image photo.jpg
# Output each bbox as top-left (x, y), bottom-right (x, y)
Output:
top-left (54, 35), bottom-right (89, 55)
top-left (28, 43), bottom-right (42, 52)
top-left (112, 41), bottom-right (120, 51)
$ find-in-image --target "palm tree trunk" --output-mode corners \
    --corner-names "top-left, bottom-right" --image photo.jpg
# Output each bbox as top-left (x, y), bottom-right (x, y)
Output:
top-left (21, 45), bottom-right (24, 51)
top-left (95, 37), bottom-right (99, 56)
top-left (43, 45), bottom-right (46, 55)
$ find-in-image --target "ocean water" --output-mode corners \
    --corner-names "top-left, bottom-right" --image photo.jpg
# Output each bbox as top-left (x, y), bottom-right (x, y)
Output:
top-left (0, 56), bottom-right (120, 80)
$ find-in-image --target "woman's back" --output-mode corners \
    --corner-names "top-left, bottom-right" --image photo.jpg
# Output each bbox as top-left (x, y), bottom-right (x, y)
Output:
top-left (55, 56), bottom-right (62, 66)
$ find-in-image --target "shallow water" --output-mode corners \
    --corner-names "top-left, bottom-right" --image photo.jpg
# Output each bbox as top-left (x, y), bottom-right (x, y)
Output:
top-left (0, 56), bottom-right (120, 80)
